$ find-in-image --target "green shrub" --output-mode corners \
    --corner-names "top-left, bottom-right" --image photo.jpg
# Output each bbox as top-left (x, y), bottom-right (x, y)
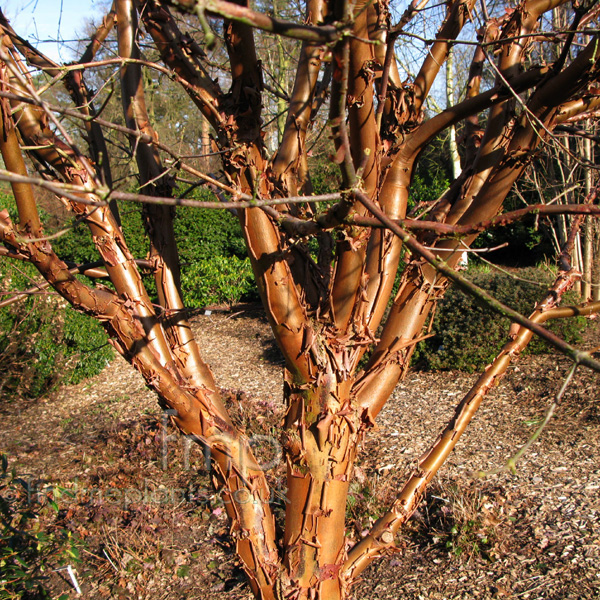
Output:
top-left (50, 218), bottom-right (99, 266)
top-left (61, 308), bottom-right (114, 384)
top-left (174, 206), bottom-right (246, 264)
top-left (51, 191), bottom-right (247, 268)
top-left (181, 255), bottom-right (255, 308)
top-left (308, 155), bottom-right (342, 196)
top-left (409, 172), bottom-right (449, 209)
top-left (170, 193), bottom-right (256, 308)
top-left (413, 267), bottom-right (586, 372)
top-left (0, 258), bottom-right (113, 399)
top-left (0, 454), bottom-right (81, 599)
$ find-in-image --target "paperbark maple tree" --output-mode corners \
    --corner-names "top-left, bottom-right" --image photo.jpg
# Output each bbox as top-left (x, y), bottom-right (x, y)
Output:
top-left (1, 0), bottom-right (600, 598)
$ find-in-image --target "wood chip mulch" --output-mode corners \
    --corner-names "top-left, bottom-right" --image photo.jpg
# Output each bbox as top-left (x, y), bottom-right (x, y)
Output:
top-left (1, 307), bottom-right (598, 599)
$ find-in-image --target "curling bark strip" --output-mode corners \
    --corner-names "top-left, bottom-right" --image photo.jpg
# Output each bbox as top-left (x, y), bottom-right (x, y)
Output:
top-left (281, 374), bottom-right (360, 599)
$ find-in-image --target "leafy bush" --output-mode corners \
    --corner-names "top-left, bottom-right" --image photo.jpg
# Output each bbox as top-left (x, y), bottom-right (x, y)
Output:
top-left (308, 154), bottom-right (342, 197)
top-left (0, 258), bottom-right (113, 399)
top-left (181, 255), bottom-right (255, 308)
top-left (409, 172), bottom-right (449, 209)
top-left (472, 205), bottom-right (554, 266)
top-left (0, 454), bottom-right (81, 599)
top-left (173, 191), bottom-right (247, 263)
top-left (171, 193), bottom-right (256, 307)
top-left (61, 308), bottom-right (115, 384)
top-left (413, 267), bottom-right (586, 372)
top-left (50, 189), bottom-right (247, 267)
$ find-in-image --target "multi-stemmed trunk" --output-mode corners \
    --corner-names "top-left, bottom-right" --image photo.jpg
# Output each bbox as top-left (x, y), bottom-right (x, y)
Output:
top-left (1, 1), bottom-right (600, 599)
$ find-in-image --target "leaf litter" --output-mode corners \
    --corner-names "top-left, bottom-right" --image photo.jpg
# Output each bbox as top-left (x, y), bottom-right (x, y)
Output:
top-left (0, 307), bottom-right (598, 599)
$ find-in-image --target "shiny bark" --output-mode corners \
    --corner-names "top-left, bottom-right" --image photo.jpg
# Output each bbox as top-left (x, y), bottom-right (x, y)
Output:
top-left (1, 0), bottom-right (599, 598)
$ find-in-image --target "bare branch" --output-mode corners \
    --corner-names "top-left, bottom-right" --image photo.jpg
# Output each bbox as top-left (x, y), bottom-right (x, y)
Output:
top-left (355, 190), bottom-right (600, 371)
top-left (165, 0), bottom-right (343, 43)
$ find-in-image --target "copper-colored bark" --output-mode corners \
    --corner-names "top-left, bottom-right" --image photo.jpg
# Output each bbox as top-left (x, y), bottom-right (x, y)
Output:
top-left (1, 1), bottom-right (600, 598)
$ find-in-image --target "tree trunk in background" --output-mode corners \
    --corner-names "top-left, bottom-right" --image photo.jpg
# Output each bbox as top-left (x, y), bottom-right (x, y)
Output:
top-left (200, 116), bottom-right (211, 172)
top-left (446, 48), bottom-right (461, 181)
top-left (582, 134), bottom-right (593, 300)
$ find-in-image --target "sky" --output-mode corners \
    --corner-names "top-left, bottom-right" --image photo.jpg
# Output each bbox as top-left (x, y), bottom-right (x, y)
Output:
top-left (2, 0), bottom-right (102, 62)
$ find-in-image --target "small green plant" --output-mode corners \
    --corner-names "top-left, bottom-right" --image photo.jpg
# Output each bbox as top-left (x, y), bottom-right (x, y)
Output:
top-left (181, 255), bottom-right (255, 308)
top-left (0, 454), bottom-right (82, 599)
top-left (424, 484), bottom-right (499, 561)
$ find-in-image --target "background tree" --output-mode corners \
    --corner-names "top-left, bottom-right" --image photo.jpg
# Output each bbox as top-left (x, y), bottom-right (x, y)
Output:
top-left (1, 1), bottom-right (600, 599)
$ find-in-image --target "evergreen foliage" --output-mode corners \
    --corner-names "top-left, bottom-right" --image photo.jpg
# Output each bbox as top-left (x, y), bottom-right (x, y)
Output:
top-left (414, 266), bottom-right (586, 372)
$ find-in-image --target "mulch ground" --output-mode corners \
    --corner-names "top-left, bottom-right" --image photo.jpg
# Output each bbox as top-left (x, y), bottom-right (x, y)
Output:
top-left (1, 307), bottom-right (599, 599)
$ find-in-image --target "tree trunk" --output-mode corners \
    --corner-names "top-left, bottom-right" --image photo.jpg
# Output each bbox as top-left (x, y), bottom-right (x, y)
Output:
top-left (446, 48), bottom-right (461, 181)
top-left (582, 134), bottom-right (593, 300)
top-left (200, 115), bottom-right (211, 171)
top-left (281, 368), bottom-right (358, 599)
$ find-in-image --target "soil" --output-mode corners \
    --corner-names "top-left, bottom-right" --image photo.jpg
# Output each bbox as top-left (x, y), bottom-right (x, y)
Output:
top-left (1, 306), bottom-right (599, 600)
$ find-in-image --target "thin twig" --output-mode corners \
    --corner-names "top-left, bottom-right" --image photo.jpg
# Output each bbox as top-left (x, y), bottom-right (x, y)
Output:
top-left (475, 362), bottom-right (578, 477)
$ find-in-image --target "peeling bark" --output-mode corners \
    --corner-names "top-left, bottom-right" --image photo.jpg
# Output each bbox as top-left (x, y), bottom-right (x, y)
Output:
top-left (1, 1), bottom-right (600, 598)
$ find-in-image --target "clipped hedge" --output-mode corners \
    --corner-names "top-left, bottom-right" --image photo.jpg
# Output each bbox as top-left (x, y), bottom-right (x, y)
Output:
top-left (413, 267), bottom-right (586, 372)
